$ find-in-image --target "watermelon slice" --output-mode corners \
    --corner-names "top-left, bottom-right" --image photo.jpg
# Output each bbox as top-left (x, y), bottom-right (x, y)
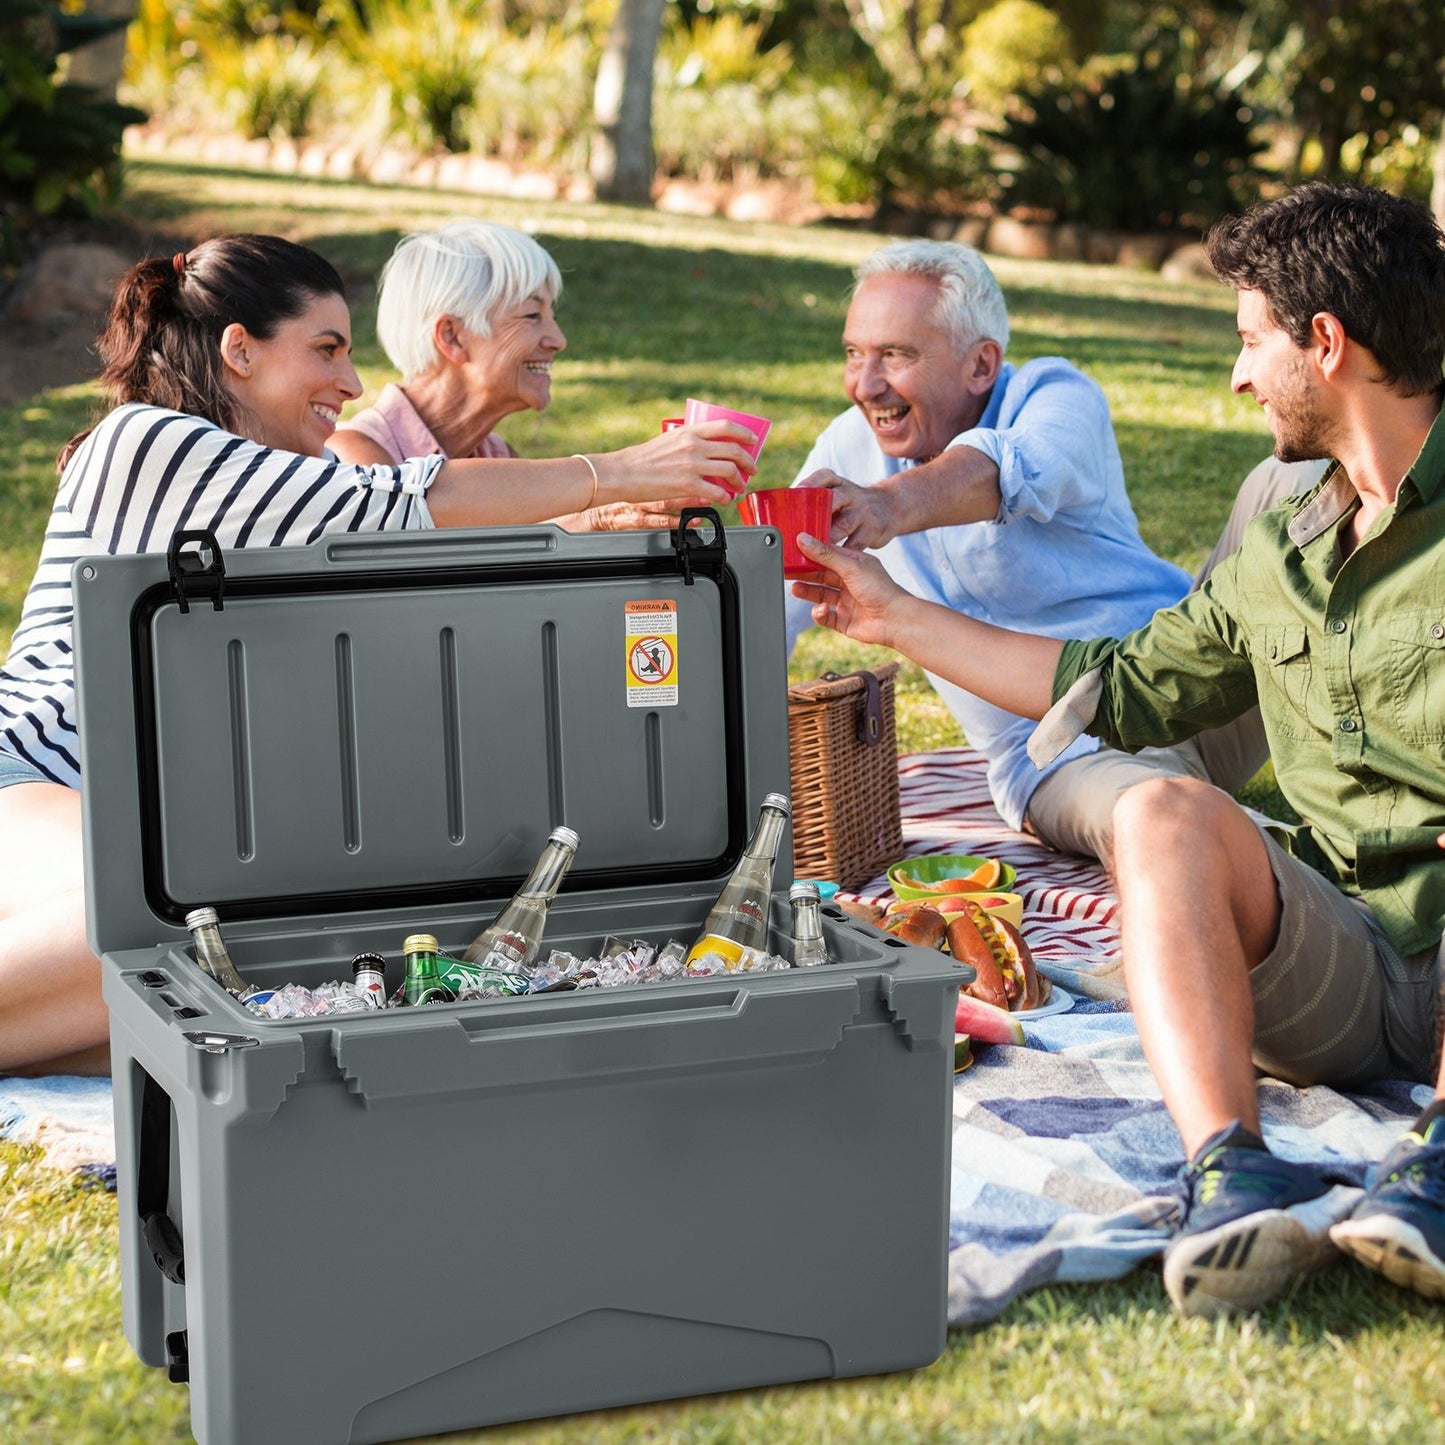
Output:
top-left (954, 993), bottom-right (1026, 1046)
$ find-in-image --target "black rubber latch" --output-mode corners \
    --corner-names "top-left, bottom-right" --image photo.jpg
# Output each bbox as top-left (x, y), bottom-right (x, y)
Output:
top-left (166, 528), bottom-right (226, 614)
top-left (670, 508), bottom-right (726, 586)
top-left (165, 1329), bottom-right (190, 1384)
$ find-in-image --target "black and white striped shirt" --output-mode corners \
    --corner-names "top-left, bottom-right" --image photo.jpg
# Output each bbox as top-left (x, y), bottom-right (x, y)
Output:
top-left (0, 404), bottom-right (444, 789)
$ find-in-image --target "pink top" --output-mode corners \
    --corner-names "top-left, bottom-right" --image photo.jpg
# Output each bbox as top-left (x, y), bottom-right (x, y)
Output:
top-left (341, 383), bottom-right (512, 464)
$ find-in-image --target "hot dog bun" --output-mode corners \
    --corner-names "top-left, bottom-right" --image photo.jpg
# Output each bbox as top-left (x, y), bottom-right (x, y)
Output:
top-left (883, 902), bottom-right (947, 950)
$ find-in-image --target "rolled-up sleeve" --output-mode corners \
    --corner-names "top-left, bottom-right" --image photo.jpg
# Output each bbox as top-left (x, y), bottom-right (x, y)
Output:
top-left (949, 359), bottom-right (1117, 527)
top-left (1030, 577), bottom-right (1259, 765)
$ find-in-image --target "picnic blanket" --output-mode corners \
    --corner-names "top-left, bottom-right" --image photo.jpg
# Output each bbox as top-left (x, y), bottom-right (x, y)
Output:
top-left (2, 746), bottom-right (1429, 1327)
top-left (841, 747), bottom-right (1430, 1326)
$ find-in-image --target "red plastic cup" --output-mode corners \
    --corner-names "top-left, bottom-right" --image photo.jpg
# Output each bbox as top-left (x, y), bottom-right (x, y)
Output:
top-left (736, 487), bottom-right (834, 579)
top-left (660, 417), bottom-right (685, 432)
top-left (684, 398), bottom-right (771, 498)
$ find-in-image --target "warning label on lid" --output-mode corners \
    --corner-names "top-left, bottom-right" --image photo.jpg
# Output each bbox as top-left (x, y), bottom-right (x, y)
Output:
top-left (625, 599), bottom-right (678, 707)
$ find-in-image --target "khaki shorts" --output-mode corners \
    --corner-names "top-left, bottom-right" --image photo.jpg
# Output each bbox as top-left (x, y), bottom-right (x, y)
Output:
top-left (1023, 705), bottom-right (1268, 866)
top-left (1252, 827), bottom-right (1441, 1090)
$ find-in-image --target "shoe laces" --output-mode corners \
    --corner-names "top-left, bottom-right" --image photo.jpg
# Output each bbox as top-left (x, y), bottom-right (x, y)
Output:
top-left (1184, 1147), bottom-right (1280, 1208)
top-left (1379, 1125), bottom-right (1445, 1206)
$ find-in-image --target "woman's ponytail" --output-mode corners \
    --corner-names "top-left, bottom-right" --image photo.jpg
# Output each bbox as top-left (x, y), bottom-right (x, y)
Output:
top-left (57, 234), bottom-right (345, 473)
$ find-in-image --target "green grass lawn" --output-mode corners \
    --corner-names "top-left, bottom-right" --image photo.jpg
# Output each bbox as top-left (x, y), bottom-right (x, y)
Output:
top-left (1, 159), bottom-right (1437, 1445)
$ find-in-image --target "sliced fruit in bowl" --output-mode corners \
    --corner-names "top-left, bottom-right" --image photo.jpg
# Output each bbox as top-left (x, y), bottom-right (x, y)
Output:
top-left (887, 853), bottom-right (1018, 901)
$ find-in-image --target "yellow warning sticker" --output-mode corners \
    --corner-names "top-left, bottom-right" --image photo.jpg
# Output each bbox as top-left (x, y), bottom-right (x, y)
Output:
top-left (625, 599), bottom-right (678, 707)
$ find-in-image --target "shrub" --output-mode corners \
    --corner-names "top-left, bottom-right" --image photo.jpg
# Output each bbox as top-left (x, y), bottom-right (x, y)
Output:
top-left (204, 32), bottom-right (330, 140)
top-left (993, 35), bottom-right (1267, 231)
top-left (959, 0), bottom-right (1075, 113)
top-left (331, 0), bottom-right (491, 154)
top-left (810, 77), bottom-right (997, 217)
top-left (462, 23), bottom-right (593, 167)
top-left (0, 0), bottom-right (146, 257)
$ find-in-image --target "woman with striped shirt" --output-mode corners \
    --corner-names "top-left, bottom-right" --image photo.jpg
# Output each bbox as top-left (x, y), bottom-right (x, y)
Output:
top-left (0, 233), bottom-right (754, 1075)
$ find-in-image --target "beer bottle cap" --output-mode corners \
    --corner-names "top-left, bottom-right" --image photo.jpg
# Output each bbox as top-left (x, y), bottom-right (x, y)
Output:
top-left (762, 792), bottom-right (791, 815)
top-left (549, 825), bottom-right (580, 850)
top-left (351, 952), bottom-right (387, 973)
top-left (185, 906), bottom-right (220, 929)
top-left (402, 933), bottom-right (439, 955)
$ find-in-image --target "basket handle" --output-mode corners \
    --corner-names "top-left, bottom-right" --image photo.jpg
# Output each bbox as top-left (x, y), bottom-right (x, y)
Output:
top-left (822, 669), bottom-right (885, 747)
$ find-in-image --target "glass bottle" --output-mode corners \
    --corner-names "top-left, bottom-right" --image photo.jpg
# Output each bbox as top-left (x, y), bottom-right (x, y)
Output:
top-left (401, 933), bottom-right (456, 1007)
top-left (685, 792), bottom-right (790, 968)
top-left (462, 826), bottom-right (581, 970)
top-left (789, 881), bottom-right (829, 967)
top-left (351, 952), bottom-right (388, 1009)
top-left (184, 906), bottom-right (262, 1000)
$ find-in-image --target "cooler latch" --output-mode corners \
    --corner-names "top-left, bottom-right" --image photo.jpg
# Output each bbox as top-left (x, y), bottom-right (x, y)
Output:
top-left (166, 528), bottom-right (226, 613)
top-left (182, 1030), bottom-right (260, 1054)
top-left (670, 508), bottom-right (727, 586)
top-left (165, 1330), bottom-right (190, 1384)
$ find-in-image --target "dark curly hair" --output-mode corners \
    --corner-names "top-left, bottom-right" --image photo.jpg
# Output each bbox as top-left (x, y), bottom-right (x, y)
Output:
top-left (59, 233), bottom-right (346, 471)
top-left (1205, 182), bottom-right (1445, 398)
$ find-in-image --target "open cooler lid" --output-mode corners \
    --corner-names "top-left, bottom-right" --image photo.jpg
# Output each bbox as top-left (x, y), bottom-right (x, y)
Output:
top-left (74, 515), bottom-right (792, 953)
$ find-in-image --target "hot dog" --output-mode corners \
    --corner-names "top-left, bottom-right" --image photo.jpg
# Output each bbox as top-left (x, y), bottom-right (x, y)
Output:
top-left (949, 900), bottom-right (1045, 1012)
top-left (882, 902), bottom-right (948, 950)
top-left (945, 911), bottom-right (1008, 1009)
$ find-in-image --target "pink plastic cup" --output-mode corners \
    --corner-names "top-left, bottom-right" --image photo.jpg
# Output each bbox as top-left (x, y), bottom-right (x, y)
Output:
top-left (736, 486), bottom-right (834, 579)
top-left (683, 397), bottom-right (772, 498)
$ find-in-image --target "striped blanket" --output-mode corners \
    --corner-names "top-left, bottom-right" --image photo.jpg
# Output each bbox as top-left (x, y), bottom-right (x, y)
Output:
top-left (852, 747), bottom-right (1429, 1327)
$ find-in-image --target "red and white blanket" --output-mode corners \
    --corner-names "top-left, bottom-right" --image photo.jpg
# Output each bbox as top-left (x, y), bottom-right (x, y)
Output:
top-left (844, 746), bottom-right (1126, 999)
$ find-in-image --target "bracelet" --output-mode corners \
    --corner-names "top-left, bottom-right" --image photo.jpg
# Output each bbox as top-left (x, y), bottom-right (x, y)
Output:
top-left (571, 453), bottom-right (599, 510)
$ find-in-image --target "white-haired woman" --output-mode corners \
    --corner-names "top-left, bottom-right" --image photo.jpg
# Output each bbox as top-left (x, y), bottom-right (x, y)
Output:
top-left (331, 220), bottom-right (724, 529)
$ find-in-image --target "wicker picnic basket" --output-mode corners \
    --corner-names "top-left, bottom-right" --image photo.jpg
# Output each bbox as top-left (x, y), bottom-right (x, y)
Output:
top-left (787, 664), bottom-right (903, 889)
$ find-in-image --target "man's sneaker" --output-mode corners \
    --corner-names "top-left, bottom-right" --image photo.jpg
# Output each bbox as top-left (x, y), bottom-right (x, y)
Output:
top-left (1330, 1117), bottom-right (1445, 1301)
top-left (1162, 1128), bottom-right (1362, 1319)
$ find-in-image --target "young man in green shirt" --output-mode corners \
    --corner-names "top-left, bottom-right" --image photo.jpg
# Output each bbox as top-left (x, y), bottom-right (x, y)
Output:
top-left (793, 181), bottom-right (1445, 1319)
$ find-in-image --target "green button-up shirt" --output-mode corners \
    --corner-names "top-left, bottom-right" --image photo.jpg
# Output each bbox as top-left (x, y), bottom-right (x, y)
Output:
top-left (1041, 409), bottom-right (1445, 957)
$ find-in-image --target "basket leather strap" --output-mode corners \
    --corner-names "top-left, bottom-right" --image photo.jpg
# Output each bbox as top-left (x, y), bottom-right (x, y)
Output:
top-left (823, 669), bottom-right (885, 747)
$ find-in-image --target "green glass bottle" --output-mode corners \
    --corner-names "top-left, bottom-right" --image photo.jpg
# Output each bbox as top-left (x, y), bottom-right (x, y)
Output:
top-left (401, 933), bottom-right (456, 1007)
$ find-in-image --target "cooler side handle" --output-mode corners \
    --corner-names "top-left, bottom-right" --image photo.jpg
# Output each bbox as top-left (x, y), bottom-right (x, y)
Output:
top-left (138, 1070), bottom-right (186, 1287)
top-left (332, 973), bottom-right (862, 1103)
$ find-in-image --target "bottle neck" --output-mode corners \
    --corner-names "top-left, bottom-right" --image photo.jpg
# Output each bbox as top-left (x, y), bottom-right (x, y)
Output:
top-left (405, 948), bottom-right (441, 978)
top-left (791, 899), bottom-right (823, 939)
top-left (517, 839), bottom-right (576, 901)
top-left (742, 805), bottom-right (787, 866)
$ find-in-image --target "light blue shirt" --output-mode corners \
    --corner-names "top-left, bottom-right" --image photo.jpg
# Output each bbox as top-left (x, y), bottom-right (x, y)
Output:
top-left (785, 356), bottom-right (1191, 829)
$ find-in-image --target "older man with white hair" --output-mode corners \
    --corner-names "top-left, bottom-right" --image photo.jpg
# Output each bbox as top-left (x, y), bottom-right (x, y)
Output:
top-left (786, 239), bottom-right (1312, 868)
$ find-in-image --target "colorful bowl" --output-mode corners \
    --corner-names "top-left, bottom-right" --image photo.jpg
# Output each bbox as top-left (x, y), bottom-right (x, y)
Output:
top-left (887, 853), bottom-right (1018, 902)
top-left (885, 890), bottom-right (1024, 930)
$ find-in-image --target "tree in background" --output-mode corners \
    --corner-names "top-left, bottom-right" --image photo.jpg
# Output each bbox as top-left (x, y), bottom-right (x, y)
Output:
top-left (0, 0), bottom-right (146, 262)
top-left (590, 0), bottom-right (666, 202)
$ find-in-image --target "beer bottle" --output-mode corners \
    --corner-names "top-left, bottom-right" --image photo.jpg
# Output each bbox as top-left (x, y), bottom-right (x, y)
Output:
top-left (184, 906), bottom-right (263, 1000)
top-left (351, 952), bottom-right (388, 1009)
top-left (462, 826), bottom-right (580, 970)
top-left (401, 933), bottom-right (456, 1007)
top-left (685, 793), bottom-right (790, 968)
top-left (789, 881), bottom-right (829, 967)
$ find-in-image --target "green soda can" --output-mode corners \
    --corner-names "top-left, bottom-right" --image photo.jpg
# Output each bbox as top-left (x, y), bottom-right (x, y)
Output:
top-left (401, 933), bottom-right (456, 1007)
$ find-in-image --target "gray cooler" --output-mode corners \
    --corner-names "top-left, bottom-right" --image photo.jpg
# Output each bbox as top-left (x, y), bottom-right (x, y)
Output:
top-left (74, 516), bottom-right (962, 1445)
